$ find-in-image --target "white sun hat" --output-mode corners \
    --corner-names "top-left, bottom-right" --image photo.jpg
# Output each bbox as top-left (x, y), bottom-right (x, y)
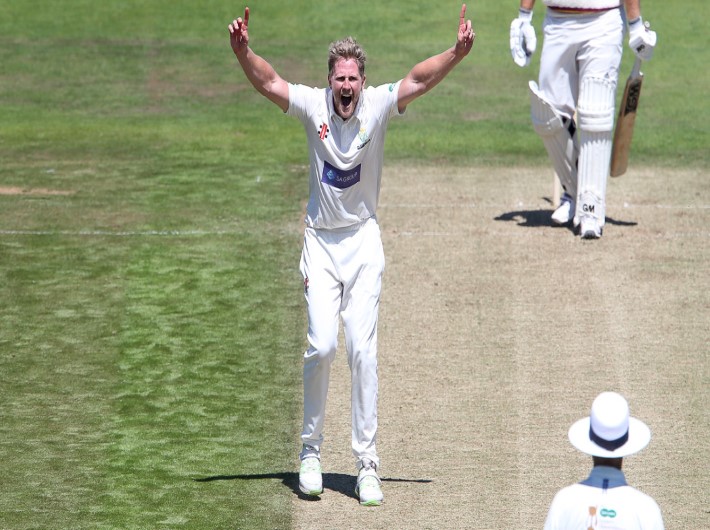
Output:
top-left (568, 392), bottom-right (651, 458)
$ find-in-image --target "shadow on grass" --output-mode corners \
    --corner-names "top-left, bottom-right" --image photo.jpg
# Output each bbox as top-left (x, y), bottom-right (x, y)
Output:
top-left (494, 197), bottom-right (638, 231)
top-left (194, 472), bottom-right (432, 501)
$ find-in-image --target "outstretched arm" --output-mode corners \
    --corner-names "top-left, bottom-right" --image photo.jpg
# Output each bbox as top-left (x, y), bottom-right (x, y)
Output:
top-left (229, 7), bottom-right (289, 112)
top-left (397, 3), bottom-right (475, 113)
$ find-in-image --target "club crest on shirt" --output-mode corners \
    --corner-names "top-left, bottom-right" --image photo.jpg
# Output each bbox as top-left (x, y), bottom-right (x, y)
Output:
top-left (322, 160), bottom-right (361, 189)
top-left (356, 128), bottom-right (371, 150)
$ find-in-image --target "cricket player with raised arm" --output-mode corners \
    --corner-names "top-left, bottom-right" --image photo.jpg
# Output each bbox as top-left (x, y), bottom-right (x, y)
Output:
top-left (509, 0), bottom-right (657, 238)
top-left (229, 4), bottom-right (475, 506)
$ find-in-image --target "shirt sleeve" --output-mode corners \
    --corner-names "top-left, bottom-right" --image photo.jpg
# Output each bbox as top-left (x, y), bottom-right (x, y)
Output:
top-left (640, 496), bottom-right (665, 530)
top-left (286, 83), bottom-right (320, 122)
top-left (372, 80), bottom-right (404, 121)
top-left (542, 500), bottom-right (558, 529)
top-left (542, 488), bottom-right (569, 530)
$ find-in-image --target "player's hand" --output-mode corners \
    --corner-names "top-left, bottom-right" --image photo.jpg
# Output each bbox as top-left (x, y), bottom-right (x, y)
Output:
top-left (455, 4), bottom-right (475, 57)
top-left (628, 18), bottom-right (656, 61)
top-left (510, 9), bottom-right (536, 67)
top-left (229, 7), bottom-right (250, 57)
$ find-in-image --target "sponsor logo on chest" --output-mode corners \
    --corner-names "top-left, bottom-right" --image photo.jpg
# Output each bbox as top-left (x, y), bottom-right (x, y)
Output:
top-left (322, 160), bottom-right (361, 189)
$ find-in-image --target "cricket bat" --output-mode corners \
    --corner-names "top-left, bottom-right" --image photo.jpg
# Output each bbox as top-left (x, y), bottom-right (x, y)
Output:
top-left (610, 55), bottom-right (644, 177)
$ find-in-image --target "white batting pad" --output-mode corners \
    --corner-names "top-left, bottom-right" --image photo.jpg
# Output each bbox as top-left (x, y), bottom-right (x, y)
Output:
top-left (576, 76), bottom-right (616, 225)
top-left (577, 76), bottom-right (616, 133)
top-left (529, 81), bottom-right (578, 199)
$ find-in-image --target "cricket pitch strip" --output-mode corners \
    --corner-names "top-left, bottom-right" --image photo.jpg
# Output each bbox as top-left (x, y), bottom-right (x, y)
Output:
top-left (292, 163), bottom-right (709, 529)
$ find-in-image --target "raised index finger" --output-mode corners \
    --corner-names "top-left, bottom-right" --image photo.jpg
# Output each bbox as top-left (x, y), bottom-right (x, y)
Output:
top-left (459, 3), bottom-right (466, 26)
top-left (244, 6), bottom-right (250, 27)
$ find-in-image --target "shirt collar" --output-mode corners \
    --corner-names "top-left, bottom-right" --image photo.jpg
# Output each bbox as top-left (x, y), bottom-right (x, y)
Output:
top-left (580, 466), bottom-right (628, 489)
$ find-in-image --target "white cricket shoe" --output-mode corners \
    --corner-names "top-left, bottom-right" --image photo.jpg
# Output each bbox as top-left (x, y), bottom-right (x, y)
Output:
top-left (299, 455), bottom-right (323, 496)
top-left (580, 215), bottom-right (602, 239)
top-left (551, 193), bottom-right (574, 226)
top-left (355, 459), bottom-right (383, 506)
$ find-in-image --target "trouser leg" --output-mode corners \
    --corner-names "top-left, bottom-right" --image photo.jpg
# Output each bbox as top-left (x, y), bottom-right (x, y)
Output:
top-left (529, 80), bottom-right (578, 200)
top-left (340, 220), bottom-right (385, 468)
top-left (300, 229), bottom-right (341, 452)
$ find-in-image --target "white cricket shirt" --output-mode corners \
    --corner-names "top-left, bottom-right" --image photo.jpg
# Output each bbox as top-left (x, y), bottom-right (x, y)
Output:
top-left (544, 466), bottom-right (664, 530)
top-left (287, 81), bottom-right (403, 230)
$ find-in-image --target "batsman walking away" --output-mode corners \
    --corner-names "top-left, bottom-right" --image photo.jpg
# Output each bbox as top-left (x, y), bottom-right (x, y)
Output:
top-left (510, 0), bottom-right (657, 239)
top-left (229, 4), bottom-right (475, 506)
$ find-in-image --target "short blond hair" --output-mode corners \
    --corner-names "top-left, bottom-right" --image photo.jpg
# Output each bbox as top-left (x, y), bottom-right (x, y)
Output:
top-left (328, 36), bottom-right (366, 78)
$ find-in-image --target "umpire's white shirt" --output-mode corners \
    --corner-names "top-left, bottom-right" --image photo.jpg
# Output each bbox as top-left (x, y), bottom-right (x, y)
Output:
top-left (544, 466), bottom-right (664, 530)
top-left (287, 81), bottom-right (403, 230)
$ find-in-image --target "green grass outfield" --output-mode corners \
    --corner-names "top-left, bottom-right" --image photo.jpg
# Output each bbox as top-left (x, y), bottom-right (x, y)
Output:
top-left (0, 1), bottom-right (706, 528)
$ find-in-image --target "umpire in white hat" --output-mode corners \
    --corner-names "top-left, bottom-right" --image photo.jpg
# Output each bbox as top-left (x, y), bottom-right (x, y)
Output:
top-left (543, 391), bottom-right (665, 530)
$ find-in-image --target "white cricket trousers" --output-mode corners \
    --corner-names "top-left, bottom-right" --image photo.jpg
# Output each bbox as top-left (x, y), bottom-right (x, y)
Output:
top-left (538, 8), bottom-right (624, 225)
top-left (538, 8), bottom-right (624, 119)
top-left (299, 217), bottom-right (384, 468)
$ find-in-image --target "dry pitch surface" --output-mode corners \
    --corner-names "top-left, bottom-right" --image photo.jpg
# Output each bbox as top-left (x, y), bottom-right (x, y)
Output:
top-left (291, 164), bottom-right (709, 530)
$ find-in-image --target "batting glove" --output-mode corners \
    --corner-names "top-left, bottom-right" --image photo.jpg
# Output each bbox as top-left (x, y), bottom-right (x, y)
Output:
top-left (628, 17), bottom-right (657, 61)
top-left (510, 9), bottom-right (536, 67)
